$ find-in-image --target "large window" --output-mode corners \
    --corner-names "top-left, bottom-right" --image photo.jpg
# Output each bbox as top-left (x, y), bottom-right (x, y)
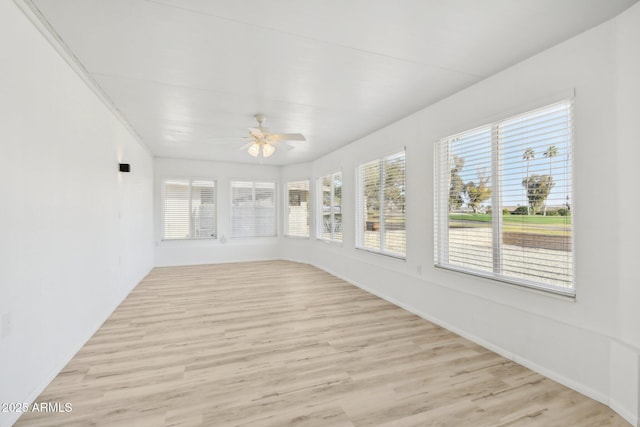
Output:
top-left (286, 180), bottom-right (310, 237)
top-left (231, 181), bottom-right (277, 238)
top-left (356, 152), bottom-right (406, 258)
top-left (162, 179), bottom-right (216, 240)
top-left (317, 172), bottom-right (342, 242)
top-left (434, 100), bottom-right (574, 295)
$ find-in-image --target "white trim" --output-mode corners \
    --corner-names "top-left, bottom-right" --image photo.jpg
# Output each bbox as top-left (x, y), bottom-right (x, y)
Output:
top-left (310, 261), bottom-right (611, 407)
top-left (13, 0), bottom-right (153, 158)
top-left (316, 238), bottom-right (343, 247)
top-left (609, 400), bottom-right (638, 427)
top-left (315, 170), bottom-right (343, 243)
top-left (284, 178), bottom-right (311, 238)
top-left (230, 180), bottom-right (278, 238)
top-left (441, 88), bottom-right (576, 141)
top-left (355, 151), bottom-right (406, 259)
top-left (490, 123), bottom-right (503, 274)
top-left (434, 99), bottom-right (575, 295)
top-left (160, 178), bottom-right (217, 241)
top-left (6, 267), bottom-right (151, 427)
top-left (435, 264), bottom-right (576, 298)
top-left (355, 247), bottom-right (406, 261)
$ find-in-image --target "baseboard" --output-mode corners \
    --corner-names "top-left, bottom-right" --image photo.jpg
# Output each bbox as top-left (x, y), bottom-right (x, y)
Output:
top-left (4, 267), bottom-right (151, 427)
top-left (6, 339), bottom-right (89, 427)
top-left (6, 260), bottom-right (632, 427)
top-left (310, 262), bottom-right (614, 410)
top-left (162, 257), bottom-right (639, 426)
top-left (154, 256), bottom-right (282, 268)
top-left (609, 399), bottom-right (638, 427)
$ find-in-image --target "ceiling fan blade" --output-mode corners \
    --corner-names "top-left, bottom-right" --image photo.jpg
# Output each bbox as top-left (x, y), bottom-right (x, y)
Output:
top-left (270, 133), bottom-right (306, 142)
top-left (274, 141), bottom-right (295, 151)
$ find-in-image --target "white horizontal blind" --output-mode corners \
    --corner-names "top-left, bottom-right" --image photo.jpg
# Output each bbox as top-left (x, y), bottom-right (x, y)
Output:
top-left (163, 180), bottom-right (190, 239)
top-left (357, 160), bottom-right (380, 250)
top-left (231, 182), bottom-right (254, 237)
top-left (356, 152), bottom-right (406, 257)
top-left (435, 100), bottom-right (573, 294)
top-left (231, 181), bottom-right (276, 238)
top-left (286, 180), bottom-right (310, 237)
top-left (163, 179), bottom-right (216, 240)
top-left (499, 103), bottom-right (573, 287)
top-left (440, 128), bottom-right (494, 273)
top-left (317, 172), bottom-right (342, 242)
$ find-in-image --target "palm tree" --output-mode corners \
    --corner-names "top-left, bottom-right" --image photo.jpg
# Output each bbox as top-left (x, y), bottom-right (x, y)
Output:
top-left (523, 148), bottom-right (535, 214)
top-left (543, 145), bottom-right (559, 215)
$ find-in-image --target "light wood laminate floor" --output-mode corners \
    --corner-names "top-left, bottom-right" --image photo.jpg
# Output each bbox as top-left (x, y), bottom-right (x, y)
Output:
top-left (16, 261), bottom-right (629, 426)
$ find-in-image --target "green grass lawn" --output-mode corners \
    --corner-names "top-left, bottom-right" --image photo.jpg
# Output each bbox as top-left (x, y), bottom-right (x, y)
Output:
top-left (448, 213), bottom-right (571, 225)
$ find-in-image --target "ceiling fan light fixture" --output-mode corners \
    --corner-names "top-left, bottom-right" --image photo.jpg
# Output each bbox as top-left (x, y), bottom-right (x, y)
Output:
top-left (262, 143), bottom-right (275, 158)
top-left (248, 142), bottom-right (260, 157)
top-left (241, 115), bottom-right (302, 158)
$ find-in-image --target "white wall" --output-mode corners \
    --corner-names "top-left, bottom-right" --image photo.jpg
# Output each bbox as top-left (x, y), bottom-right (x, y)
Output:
top-left (154, 158), bottom-right (282, 266)
top-left (612, 3), bottom-right (640, 422)
top-left (3, 0), bottom-right (637, 425)
top-left (0, 2), bottom-right (154, 426)
top-left (160, 5), bottom-right (640, 421)
top-left (281, 4), bottom-right (640, 425)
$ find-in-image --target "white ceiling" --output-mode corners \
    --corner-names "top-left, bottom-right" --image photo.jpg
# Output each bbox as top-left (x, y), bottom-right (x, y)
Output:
top-left (28, 0), bottom-right (638, 165)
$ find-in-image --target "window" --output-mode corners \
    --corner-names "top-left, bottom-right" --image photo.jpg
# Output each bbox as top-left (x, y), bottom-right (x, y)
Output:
top-left (434, 100), bottom-right (574, 295)
top-left (231, 181), bottom-right (276, 238)
top-left (356, 152), bottom-right (406, 258)
top-left (162, 179), bottom-right (216, 240)
top-left (286, 180), bottom-right (310, 237)
top-left (317, 172), bottom-right (342, 242)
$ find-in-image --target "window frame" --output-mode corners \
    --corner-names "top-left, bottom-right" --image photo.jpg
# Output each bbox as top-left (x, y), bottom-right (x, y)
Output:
top-left (230, 180), bottom-right (278, 238)
top-left (355, 151), bottom-right (406, 259)
top-left (161, 177), bottom-right (217, 241)
top-left (316, 170), bottom-right (342, 243)
top-left (285, 178), bottom-right (311, 238)
top-left (434, 100), bottom-right (575, 297)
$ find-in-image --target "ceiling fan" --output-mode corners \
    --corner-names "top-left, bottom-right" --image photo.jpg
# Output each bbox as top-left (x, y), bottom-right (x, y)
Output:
top-left (211, 114), bottom-right (306, 158)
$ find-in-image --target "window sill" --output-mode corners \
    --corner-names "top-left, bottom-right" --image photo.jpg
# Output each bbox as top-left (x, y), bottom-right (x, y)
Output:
top-left (230, 235), bottom-right (278, 239)
top-left (161, 237), bottom-right (217, 242)
top-left (434, 263), bottom-right (576, 300)
top-left (356, 247), bottom-right (406, 261)
top-left (316, 238), bottom-right (343, 247)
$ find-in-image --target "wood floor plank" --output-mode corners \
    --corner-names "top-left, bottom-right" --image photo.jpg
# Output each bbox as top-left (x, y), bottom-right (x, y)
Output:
top-left (15, 261), bottom-right (630, 426)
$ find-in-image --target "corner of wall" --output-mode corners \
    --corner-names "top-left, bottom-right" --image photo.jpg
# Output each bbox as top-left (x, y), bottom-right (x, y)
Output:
top-left (609, 341), bottom-right (640, 426)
